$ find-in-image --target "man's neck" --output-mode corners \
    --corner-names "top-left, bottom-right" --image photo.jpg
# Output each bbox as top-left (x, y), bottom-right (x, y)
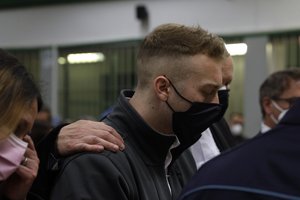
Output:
top-left (263, 116), bottom-right (276, 130)
top-left (129, 92), bottom-right (173, 135)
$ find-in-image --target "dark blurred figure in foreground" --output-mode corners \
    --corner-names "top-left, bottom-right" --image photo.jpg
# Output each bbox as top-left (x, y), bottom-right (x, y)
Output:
top-left (228, 112), bottom-right (246, 144)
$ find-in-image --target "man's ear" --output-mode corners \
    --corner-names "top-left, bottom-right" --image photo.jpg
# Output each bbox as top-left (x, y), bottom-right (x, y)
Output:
top-left (262, 97), bottom-right (273, 115)
top-left (153, 76), bottom-right (170, 101)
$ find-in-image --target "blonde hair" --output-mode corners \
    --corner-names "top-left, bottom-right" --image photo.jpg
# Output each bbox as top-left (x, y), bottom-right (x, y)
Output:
top-left (0, 49), bottom-right (41, 140)
top-left (136, 23), bottom-right (227, 89)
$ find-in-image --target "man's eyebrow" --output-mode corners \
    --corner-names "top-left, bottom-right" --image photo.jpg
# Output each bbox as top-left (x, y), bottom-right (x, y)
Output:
top-left (201, 84), bottom-right (221, 91)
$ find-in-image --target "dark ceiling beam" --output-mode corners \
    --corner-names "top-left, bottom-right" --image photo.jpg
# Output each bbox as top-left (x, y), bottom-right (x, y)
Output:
top-left (0, 0), bottom-right (114, 10)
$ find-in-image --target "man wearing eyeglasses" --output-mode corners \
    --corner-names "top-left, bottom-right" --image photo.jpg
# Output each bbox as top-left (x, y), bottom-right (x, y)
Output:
top-left (259, 68), bottom-right (300, 133)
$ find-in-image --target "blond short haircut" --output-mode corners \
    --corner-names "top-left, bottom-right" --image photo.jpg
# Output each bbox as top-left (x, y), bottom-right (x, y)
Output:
top-left (136, 23), bottom-right (227, 89)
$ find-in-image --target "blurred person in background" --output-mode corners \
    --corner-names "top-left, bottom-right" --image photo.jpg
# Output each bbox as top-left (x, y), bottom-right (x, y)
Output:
top-left (0, 49), bottom-right (41, 200)
top-left (228, 112), bottom-right (246, 144)
top-left (35, 106), bottom-right (52, 126)
top-left (30, 106), bottom-right (53, 145)
top-left (259, 68), bottom-right (300, 133)
top-left (189, 55), bottom-right (236, 169)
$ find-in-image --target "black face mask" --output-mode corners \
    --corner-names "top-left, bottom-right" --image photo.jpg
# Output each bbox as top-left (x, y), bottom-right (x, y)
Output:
top-left (216, 89), bottom-right (230, 121)
top-left (166, 78), bottom-right (222, 146)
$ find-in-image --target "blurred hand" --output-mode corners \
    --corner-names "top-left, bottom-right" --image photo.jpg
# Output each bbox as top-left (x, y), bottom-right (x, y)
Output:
top-left (57, 120), bottom-right (125, 156)
top-left (3, 135), bottom-right (39, 200)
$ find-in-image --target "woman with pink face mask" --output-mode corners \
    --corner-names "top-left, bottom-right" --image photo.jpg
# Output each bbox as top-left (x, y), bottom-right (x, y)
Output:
top-left (0, 49), bottom-right (41, 200)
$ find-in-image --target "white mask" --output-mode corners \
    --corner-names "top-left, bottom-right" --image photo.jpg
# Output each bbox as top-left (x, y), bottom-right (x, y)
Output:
top-left (230, 124), bottom-right (243, 136)
top-left (278, 109), bottom-right (288, 121)
top-left (270, 101), bottom-right (289, 124)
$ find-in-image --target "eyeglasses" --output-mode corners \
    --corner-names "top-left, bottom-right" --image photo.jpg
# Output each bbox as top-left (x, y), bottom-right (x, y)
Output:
top-left (272, 97), bottom-right (300, 107)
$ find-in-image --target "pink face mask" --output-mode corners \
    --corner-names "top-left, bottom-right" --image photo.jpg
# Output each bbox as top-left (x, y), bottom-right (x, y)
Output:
top-left (0, 133), bottom-right (28, 181)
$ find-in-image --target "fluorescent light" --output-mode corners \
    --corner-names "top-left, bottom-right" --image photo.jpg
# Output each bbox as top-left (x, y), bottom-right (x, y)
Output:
top-left (67, 52), bottom-right (105, 64)
top-left (225, 43), bottom-right (247, 56)
top-left (57, 57), bottom-right (67, 65)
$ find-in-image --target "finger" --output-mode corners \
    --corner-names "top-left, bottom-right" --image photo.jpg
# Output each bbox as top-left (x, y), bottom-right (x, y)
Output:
top-left (71, 135), bottom-right (121, 153)
top-left (73, 143), bottom-right (105, 153)
top-left (95, 138), bottom-right (123, 152)
top-left (22, 144), bottom-right (39, 165)
top-left (86, 136), bottom-right (120, 151)
top-left (21, 157), bottom-right (29, 166)
top-left (20, 156), bottom-right (39, 169)
top-left (16, 163), bottom-right (38, 180)
top-left (16, 155), bottom-right (39, 180)
top-left (23, 144), bottom-right (38, 161)
top-left (105, 126), bottom-right (124, 145)
top-left (23, 135), bottom-right (36, 151)
top-left (93, 131), bottom-right (124, 150)
top-left (94, 123), bottom-right (125, 150)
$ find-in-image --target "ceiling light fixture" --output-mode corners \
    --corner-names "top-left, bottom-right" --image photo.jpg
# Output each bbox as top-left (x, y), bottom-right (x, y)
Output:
top-left (225, 43), bottom-right (247, 56)
top-left (66, 52), bottom-right (105, 64)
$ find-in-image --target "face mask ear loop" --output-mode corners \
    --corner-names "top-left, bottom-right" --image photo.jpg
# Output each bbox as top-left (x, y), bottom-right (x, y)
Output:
top-left (270, 100), bottom-right (284, 124)
top-left (163, 75), bottom-right (193, 104)
top-left (166, 100), bottom-right (175, 112)
top-left (270, 114), bottom-right (279, 124)
top-left (271, 100), bottom-right (284, 112)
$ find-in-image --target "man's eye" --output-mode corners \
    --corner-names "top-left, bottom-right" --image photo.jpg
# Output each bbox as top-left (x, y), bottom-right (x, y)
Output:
top-left (202, 91), bottom-right (217, 102)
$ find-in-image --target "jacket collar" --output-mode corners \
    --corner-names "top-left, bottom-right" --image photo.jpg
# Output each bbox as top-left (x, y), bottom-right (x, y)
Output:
top-left (106, 89), bottom-right (177, 166)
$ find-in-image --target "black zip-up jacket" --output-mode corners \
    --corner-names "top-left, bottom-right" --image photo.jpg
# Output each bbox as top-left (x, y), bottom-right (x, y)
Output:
top-left (49, 90), bottom-right (196, 200)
